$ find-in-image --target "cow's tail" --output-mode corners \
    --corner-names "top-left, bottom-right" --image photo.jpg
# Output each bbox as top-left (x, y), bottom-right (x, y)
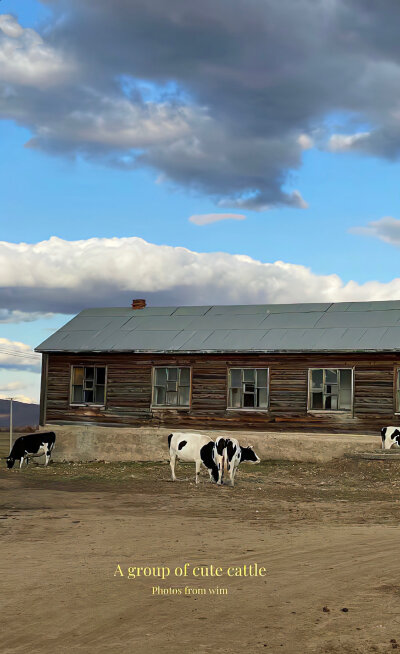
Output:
top-left (167, 433), bottom-right (173, 450)
top-left (381, 427), bottom-right (387, 449)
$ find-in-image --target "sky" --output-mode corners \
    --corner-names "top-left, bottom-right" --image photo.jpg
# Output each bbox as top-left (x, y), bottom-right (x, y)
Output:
top-left (2, 0), bottom-right (400, 403)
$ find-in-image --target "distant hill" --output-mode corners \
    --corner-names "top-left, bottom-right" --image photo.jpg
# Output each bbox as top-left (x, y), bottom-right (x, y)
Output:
top-left (0, 399), bottom-right (39, 429)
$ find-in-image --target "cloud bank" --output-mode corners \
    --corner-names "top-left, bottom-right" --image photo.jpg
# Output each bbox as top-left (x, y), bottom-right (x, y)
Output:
top-left (0, 236), bottom-right (399, 315)
top-left (3, 2), bottom-right (400, 208)
top-left (352, 216), bottom-right (400, 247)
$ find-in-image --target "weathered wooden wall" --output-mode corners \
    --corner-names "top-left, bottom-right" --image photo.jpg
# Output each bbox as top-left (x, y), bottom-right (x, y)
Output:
top-left (43, 352), bottom-right (400, 433)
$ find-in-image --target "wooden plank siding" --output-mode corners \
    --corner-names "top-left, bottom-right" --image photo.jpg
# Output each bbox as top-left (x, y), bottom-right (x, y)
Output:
top-left (43, 352), bottom-right (400, 433)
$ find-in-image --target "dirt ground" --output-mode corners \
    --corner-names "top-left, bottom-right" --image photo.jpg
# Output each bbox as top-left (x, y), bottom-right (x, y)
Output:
top-left (2, 455), bottom-right (400, 654)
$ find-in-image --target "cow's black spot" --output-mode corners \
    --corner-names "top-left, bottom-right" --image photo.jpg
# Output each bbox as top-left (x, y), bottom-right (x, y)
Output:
top-left (168, 434), bottom-right (173, 449)
top-left (178, 440), bottom-right (187, 450)
top-left (200, 441), bottom-right (219, 482)
top-left (227, 440), bottom-right (237, 461)
top-left (216, 438), bottom-right (226, 455)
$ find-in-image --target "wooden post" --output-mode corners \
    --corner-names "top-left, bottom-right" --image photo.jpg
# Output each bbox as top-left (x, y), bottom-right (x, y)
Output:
top-left (9, 397), bottom-right (13, 452)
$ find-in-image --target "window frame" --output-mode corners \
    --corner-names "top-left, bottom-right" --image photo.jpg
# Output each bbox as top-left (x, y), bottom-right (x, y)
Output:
top-left (69, 364), bottom-right (108, 407)
top-left (307, 367), bottom-right (354, 414)
top-left (226, 367), bottom-right (270, 412)
top-left (151, 366), bottom-right (192, 410)
top-left (394, 367), bottom-right (400, 414)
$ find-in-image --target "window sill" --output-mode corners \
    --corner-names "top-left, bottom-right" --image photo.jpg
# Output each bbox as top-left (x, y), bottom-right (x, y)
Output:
top-left (307, 410), bottom-right (352, 415)
top-left (151, 406), bottom-right (191, 411)
top-left (226, 408), bottom-right (270, 413)
top-left (70, 404), bottom-right (106, 409)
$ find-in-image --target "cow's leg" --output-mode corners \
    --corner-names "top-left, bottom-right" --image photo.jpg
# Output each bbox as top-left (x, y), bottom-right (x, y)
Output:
top-left (19, 456), bottom-right (24, 469)
top-left (217, 455), bottom-right (224, 485)
top-left (195, 459), bottom-right (201, 484)
top-left (45, 449), bottom-right (51, 466)
top-left (170, 453), bottom-right (177, 481)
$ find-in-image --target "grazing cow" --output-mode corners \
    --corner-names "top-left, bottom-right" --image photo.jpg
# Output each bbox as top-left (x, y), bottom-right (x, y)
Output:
top-left (381, 426), bottom-right (400, 450)
top-left (6, 432), bottom-right (56, 469)
top-left (215, 436), bottom-right (260, 486)
top-left (168, 432), bottom-right (218, 484)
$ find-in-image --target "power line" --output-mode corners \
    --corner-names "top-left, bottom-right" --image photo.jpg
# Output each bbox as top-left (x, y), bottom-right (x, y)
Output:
top-left (0, 347), bottom-right (41, 361)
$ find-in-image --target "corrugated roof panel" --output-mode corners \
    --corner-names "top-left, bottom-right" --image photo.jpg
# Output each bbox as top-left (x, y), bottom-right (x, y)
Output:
top-left (120, 315), bottom-right (195, 331)
top-left (113, 330), bottom-right (182, 350)
top-left (172, 306), bottom-right (212, 316)
top-left (80, 308), bottom-right (133, 317)
top-left (202, 330), bottom-right (267, 350)
top-left (185, 314), bottom-right (266, 329)
top-left (260, 311), bottom-right (325, 328)
top-left (346, 301), bottom-right (400, 312)
top-left (375, 326), bottom-right (400, 349)
top-left (62, 316), bottom-right (113, 332)
top-left (54, 331), bottom-right (100, 350)
top-left (174, 331), bottom-right (214, 349)
top-left (315, 310), bottom-right (400, 329)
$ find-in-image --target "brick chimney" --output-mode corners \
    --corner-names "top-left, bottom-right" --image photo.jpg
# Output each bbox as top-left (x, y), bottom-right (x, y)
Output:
top-left (131, 299), bottom-right (146, 310)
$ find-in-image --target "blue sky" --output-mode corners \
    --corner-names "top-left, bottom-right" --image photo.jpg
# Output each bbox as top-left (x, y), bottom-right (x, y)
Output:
top-left (1, 0), bottom-right (400, 403)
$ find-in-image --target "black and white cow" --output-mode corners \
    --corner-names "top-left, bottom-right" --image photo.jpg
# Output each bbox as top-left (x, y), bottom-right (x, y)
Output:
top-left (214, 436), bottom-right (260, 486)
top-left (168, 432), bottom-right (218, 484)
top-left (381, 426), bottom-right (400, 450)
top-left (6, 432), bottom-right (56, 469)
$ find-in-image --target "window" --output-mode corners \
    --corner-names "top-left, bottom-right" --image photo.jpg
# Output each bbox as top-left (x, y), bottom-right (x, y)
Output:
top-left (71, 366), bottom-right (106, 405)
top-left (152, 367), bottom-right (191, 407)
top-left (228, 368), bottom-right (269, 409)
top-left (308, 368), bottom-right (352, 411)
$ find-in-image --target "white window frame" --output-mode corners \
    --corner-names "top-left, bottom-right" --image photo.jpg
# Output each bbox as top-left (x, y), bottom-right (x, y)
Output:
top-left (151, 366), bottom-right (192, 410)
top-left (307, 367), bottom-right (354, 413)
top-left (226, 367), bottom-right (270, 412)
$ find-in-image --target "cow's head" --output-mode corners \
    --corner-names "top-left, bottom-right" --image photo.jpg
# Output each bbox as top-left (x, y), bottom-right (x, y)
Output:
top-left (6, 456), bottom-right (15, 469)
top-left (240, 445), bottom-right (260, 464)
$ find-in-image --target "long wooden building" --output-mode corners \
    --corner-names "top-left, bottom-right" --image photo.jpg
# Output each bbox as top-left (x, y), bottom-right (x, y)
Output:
top-left (35, 300), bottom-right (400, 434)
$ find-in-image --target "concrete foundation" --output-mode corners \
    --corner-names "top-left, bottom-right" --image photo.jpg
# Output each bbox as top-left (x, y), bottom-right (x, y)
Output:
top-left (44, 423), bottom-right (381, 463)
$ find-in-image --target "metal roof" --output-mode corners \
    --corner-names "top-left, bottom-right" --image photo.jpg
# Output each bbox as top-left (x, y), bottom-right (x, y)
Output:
top-left (35, 301), bottom-right (400, 353)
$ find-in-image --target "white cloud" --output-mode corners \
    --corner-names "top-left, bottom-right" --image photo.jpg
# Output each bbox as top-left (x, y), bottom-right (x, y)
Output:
top-left (0, 236), bottom-right (400, 314)
top-left (351, 216), bottom-right (400, 246)
top-left (189, 213), bottom-right (246, 225)
top-left (297, 134), bottom-right (314, 150)
top-left (0, 15), bottom-right (75, 88)
top-left (0, 382), bottom-right (36, 404)
top-left (327, 132), bottom-right (370, 152)
top-left (0, 338), bottom-right (41, 372)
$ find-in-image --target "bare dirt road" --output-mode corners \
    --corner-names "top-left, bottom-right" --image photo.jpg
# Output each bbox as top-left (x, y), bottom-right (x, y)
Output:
top-left (2, 458), bottom-right (400, 653)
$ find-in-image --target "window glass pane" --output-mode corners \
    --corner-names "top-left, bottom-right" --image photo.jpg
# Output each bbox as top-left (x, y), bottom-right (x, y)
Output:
top-left (311, 392), bottom-right (323, 409)
top-left (325, 395), bottom-right (338, 410)
top-left (339, 369), bottom-right (352, 390)
top-left (154, 387), bottom-right (166, 405)
top-left (325, 369), bottom-right (337, 384)
top-left (155, 368), bottom-right (167, 385)
top-left (179, 368), bottom-right (190, 386)
top-left (84, 389), bottom-right (94, 403)
top-left (167, 381), bottom-right (177, 392)
top-left (325, 383), bottom-right (338, 395)
top-left (256, 369), bottom-right (268, 387)
top-left (243, 369), bottom-right (255, 382)
top-left (167, 368), bottom-right (178, 381)
top-left (73, 367), bottom-right (84, 384)
top-left (229, 388), bottom-right (241, 408)
top-left (311, 369), bottom-right (323, 389)
top-left (257, 388), bottom-right (268, 408)
top-left (339, 388), bottom-right (351, 410)
top-left (96, 368), bottom-right (106, 384)
top-left (244, 382), bottom-right (255, 393)
top-left (72, 386), bottom-right (83, 403)
top-left (243, 393), bottom-right (255, 407)
top-left (85, 367), bottom-right (94, 380)
top-left (166, 391), bottom-right (178, 405)
top-left (95, 385), bottom-right (105, 404)
top-left (178, 386), bottom-right (190, 406)
top-left (230, 369), bottom-right (242, 387)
